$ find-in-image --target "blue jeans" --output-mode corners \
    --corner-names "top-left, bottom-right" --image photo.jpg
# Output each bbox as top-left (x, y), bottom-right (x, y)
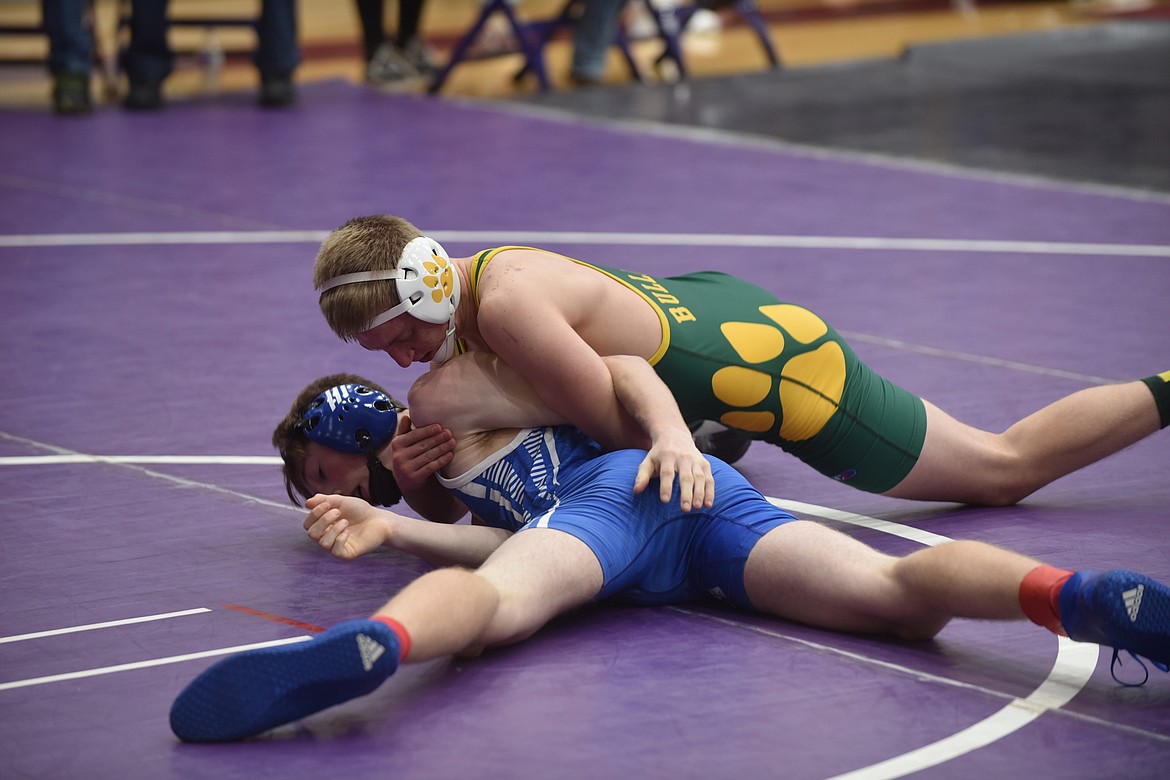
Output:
top-left (42, 0), bottom-right (93, 76)
top-left (570, 0), bottom-right (626, 80)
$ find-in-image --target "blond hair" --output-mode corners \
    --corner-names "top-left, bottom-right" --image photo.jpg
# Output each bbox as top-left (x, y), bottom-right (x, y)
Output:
top-left (313, 215), bottom-right (425, 340)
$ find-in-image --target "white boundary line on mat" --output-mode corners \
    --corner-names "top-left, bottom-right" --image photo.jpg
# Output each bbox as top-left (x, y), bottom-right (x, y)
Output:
top-left (764, 498), bottom-right (1098, 780)
top-left (0, 439), bottom-right (1105, 778)
top-left (1, 229), bottom-right (1168, 256)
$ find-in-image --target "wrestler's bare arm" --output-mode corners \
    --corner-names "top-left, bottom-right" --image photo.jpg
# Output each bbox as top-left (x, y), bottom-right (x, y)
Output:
top-left (410, 351), bottom-right (661, 452)
top-left (472, 250), bottom-right (671, 451)
top-left (482, 310), bottom-right (651, 450)
top-left (408, 351), bottom-right (569, 435)
top-left (603, 355), bottom-right (715, 509)
top-left (409, 351), bottom-right (713, 509)
top-left (304, 493), bottom-right (510, 568)
top-left (389, 411), bottom-right (467, 524)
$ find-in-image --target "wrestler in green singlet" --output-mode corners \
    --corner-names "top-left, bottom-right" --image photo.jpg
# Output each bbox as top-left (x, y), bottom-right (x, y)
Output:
top-left (468, 248), bottom-right (928, 494)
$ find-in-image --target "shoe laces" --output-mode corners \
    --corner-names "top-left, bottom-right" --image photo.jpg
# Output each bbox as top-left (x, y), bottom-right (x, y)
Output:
top-left (1109, 648), bottom-right (1170, 687)
top-left (401, 39), bottom-right (438, 73)
top-left (367, 44), bottom-right (418, 82)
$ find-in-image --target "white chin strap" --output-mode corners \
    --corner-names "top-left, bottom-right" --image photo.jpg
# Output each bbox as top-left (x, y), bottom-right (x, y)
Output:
top-left (431, 323), bottom-right (458, 365)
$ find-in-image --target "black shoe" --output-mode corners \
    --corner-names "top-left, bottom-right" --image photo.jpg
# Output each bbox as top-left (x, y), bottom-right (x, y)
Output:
top-left (123, 80), bottom-right (163, 111)
top-left (258, 76), bottom-right (296, 107)
top-left (689, 420), bottom-right (754, 465)
top-left (568, 71), bottom-right (604, 89)
top-left (51, 73), bottom-right (92, 115)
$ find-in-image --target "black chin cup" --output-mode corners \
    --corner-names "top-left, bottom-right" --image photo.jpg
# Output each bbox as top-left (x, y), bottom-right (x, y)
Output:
top-left (356, 430), bottom-right (403, 507)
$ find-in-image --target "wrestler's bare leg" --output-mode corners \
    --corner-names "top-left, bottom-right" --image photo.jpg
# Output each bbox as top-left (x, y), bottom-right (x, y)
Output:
top-left (885, 381), bottom-right (1160, 505)
top-left (169, 529), bottom-right (603, 742)
top-left (374, 528), bottom-right (604, 661)
top-left (743, 521), bottom-right (1037, 640)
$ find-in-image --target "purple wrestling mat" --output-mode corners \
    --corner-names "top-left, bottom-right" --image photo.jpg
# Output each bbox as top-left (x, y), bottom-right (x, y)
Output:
top-left (1, 80), bottom-right (1168, 779)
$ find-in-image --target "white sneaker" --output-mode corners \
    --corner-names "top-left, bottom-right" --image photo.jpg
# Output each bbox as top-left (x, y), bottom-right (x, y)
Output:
top-left (366, 43), bottom-right (420, 85)
top-left (401, 37), bottom-right (440, 75)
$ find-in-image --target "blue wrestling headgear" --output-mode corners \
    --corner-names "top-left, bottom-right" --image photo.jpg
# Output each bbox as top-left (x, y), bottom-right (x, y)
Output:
top-left (300, 384), bottom-right (398, 453)
top-left (299, 384), bottom-right (404, 507)
top-left (318, 236), bottom-right (461, 363)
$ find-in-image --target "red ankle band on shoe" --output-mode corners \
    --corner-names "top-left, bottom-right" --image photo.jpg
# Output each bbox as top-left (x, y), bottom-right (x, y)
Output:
top-left (371, 615), bottom-right (412, 661)
top-left (1020, 565), bottom-right (1074, 635)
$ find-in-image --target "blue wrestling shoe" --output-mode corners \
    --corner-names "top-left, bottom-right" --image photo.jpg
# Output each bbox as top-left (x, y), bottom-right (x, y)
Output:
top-left (170, 619), bottom-right (400, 741)
top-left (1059, 570), bottom-right (1170, 686)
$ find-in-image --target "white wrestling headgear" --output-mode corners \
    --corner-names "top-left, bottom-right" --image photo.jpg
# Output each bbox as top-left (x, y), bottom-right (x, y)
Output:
top-left (318, 236), bottom-right (461, 363)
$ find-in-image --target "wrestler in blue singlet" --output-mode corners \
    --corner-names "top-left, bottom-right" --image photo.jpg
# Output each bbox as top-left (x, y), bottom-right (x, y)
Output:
top-left (436, 426), bottom-right (797, 608)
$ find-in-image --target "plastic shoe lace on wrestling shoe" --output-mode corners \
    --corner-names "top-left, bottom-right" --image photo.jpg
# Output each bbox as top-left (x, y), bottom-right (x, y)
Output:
top-left (1109, 649), bottom-right (1169, 687)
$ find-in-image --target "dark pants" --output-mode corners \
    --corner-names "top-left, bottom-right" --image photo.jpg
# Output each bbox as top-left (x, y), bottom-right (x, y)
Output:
top-left (42, 0), bottom-right (93, 76)
top-left (120, 0), bottom-right (300, 84)
top-left (571, 0), bottom-right (626, 80)
top-left (354, 0), bottom-right (426, 61)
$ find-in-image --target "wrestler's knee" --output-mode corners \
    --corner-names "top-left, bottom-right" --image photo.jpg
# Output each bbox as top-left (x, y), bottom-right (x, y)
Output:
top-left (967, 444), bottom-right (1038, 506)
top-left (906, 403), bottom-right (1044, 505)
top-left (903, 436), bottom-right (1035, 506)
top-left (877, 560), bottom-right (952, 640)
top-left (475, 583), bottom-right (554, 648)
top-left (891, 614), bottom-right (950, 641)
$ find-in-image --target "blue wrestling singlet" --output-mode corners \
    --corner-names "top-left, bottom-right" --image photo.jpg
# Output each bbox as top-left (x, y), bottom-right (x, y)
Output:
top-left (436, 427), bottom-right (798, 608)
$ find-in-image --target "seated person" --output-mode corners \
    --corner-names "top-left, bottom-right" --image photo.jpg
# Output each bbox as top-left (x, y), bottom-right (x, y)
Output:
top-left (170, 354), bottom-right (1170, 742)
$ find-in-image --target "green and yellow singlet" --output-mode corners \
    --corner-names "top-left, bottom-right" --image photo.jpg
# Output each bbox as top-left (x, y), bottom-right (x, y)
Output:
top-left (468, 248), bottom-right (928, 494)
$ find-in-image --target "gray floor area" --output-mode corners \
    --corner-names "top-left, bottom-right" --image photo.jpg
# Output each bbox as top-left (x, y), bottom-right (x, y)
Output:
top-left (515, 21), bottom-right (1170, 194)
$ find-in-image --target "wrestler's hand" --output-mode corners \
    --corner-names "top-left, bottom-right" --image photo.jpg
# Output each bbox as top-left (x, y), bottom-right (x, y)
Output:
top-left (390, 411), bottom-right (456, 494)
top-left (303, 493), bottom-right (390, 561)
top-left (632, 428), bottom-right (715, 512)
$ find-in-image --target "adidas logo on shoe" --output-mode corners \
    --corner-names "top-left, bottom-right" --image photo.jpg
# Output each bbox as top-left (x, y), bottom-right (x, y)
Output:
top-left (356, 633), bottom-right (385, 672)
top-left (1123, 584), bottom-right (1144, 623)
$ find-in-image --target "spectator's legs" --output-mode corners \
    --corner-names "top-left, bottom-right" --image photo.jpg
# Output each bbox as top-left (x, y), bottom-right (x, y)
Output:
top-left (255, 0), bottom-right (300, 105)
top-left (396, 0), bottom-right (425, 48)
top-left (43, 0), bottom-right (93, 76)
top-left (42, 0), bottom-right (94, 113)
top-left (353, 0), bottom-right (384, 63)
top-left (570, 0), bottom-right (626, 84)
top-left (121, 0), bottom-right (173, 87)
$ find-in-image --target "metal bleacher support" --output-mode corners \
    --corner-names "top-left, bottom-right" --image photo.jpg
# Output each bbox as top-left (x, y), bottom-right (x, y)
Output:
top-left (427, 0), bottom-right (632, 93)
top-left (428, 0), bottom-right (780, 95)
top-left (626, 0), bottom-right (781, 80)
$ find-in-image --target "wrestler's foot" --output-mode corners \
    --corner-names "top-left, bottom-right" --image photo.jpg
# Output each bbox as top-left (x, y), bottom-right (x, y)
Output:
top-left (170, 619), bottom-right (400, 741)
top-left (689, 420), bottom-right (753, 465)
top-left (1060, 570), bottom-right (1170, 685)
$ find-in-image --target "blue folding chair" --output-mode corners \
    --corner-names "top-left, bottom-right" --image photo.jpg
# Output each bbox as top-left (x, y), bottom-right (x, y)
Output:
top-left (651, 0), bottom-right (780, 78)
top-left (428, 0), bottom-right (778, 93)
top-left (428, 0), bottom-right (645, 94)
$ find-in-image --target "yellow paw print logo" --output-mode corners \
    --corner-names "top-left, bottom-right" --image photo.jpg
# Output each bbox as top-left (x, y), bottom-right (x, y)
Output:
top-left (711, 304), bottom-right (845, 441)
top-left (422, 252), bottom-right (454, 304)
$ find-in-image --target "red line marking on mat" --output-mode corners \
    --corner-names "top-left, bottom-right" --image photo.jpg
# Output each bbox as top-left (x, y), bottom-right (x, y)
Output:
top-left (221, 604), bottom-right (326, 634)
